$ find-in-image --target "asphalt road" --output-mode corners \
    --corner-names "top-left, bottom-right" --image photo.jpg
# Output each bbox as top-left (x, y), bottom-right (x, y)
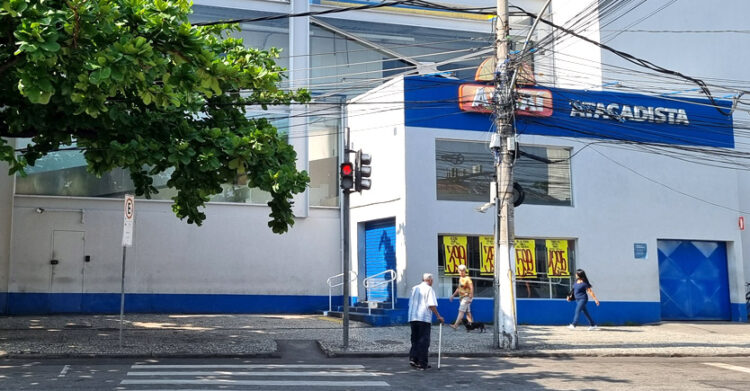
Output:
top-left (1, 354), bottom-right (749, 390)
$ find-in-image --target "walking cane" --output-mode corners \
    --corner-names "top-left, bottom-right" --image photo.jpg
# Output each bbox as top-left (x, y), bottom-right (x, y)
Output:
top-left (437, 323), bottom-right (442, 369)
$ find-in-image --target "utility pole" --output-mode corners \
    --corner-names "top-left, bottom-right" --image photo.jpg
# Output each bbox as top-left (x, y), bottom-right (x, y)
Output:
top-left (493, 0), bottom-right (518, 350)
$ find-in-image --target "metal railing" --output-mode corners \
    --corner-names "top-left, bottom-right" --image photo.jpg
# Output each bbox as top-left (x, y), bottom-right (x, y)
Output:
top-left (326, 271), bottom-right (357, 312)
top-left (363, 269), bottom-right (397, 312)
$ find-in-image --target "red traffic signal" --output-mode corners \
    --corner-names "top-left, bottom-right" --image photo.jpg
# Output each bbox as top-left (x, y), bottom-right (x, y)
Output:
top-left (340, 162), bottom-right (354, 190)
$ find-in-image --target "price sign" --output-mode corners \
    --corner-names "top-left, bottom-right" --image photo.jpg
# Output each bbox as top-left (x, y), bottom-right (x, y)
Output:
top-left (515, 239), bottom-right (537, 278)
top-left (546, 239), bottom-right (570, 277)
top-left (479, 236), bottom-right (494, 275)
top-left (443, 236), bottom-right (467, 275)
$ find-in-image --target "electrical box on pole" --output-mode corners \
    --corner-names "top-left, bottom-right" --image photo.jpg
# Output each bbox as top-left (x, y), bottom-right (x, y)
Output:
top-left (355, 150), bottom-right (372, 192)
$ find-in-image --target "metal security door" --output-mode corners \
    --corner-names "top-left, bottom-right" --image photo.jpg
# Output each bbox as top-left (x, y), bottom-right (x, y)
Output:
top-left (364, 219), bottom-right (396, 303)
top-left (657, 240), bottom-right (730, 320)
top-left (50, 230), bottom-right (85, 312)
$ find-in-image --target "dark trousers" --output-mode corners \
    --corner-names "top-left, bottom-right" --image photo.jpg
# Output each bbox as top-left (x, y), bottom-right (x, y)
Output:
top-left (409, 321), bottom-right (432, 367)
top-left (572, 298), bottom-right (596, 326)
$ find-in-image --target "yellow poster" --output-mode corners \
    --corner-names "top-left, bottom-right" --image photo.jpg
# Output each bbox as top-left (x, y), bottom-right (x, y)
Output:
top-left (515, 239), bottom-right (537, 279)
top-left (546, 239), bottom-right (570, 277)
top-left (443, 236), bottom-right (467, 275)
top-left (479, 236), bottom-right (494, 275)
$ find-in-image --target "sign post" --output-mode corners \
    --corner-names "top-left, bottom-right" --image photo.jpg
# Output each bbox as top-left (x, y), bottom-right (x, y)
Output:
top-left (120, 194), bottom-right (135, 348)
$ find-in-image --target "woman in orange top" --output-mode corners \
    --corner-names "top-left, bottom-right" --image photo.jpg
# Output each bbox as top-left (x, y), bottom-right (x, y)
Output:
top-left (448, 264), bottom-right (474, 330)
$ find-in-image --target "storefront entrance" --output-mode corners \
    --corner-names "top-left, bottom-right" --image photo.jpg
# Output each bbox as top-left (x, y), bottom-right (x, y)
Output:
top-left (364, 219), bottom-right (396, 303)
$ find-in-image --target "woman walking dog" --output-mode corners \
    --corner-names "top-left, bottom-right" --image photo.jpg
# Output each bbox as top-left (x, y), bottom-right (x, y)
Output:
top-left (568, 269), bottom-right (600, 330)
top-left (449, 264), bottom-right (474, 330)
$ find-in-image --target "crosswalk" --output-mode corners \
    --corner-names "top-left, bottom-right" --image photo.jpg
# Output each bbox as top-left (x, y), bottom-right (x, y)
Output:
top-left (118, 364), bottom-right (391, 389)
top-left (703, 362), bottom-right (750, 374)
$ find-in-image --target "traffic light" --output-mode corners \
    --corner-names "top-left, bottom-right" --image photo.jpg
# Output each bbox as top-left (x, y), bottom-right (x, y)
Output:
top-left (340, 162), bottom-right (354, 191)
top-left (355, 150), bottom-right (372, 192)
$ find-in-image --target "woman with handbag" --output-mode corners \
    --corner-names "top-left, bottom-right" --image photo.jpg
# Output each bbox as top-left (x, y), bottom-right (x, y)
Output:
top-left (567, 269), bottom-right (600, 330)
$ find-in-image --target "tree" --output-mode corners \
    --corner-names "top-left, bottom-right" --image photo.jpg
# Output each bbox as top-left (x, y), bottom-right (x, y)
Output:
top-left (0, 0), bottom-right (310, 233)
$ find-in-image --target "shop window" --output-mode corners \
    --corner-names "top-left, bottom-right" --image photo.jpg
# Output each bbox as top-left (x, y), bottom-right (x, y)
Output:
top-left (437, 235), bottom-right (576, 299)
top-left (14, 112), bottom-right (291, 205)
top-left (436, 139), bottom-right (572, 206)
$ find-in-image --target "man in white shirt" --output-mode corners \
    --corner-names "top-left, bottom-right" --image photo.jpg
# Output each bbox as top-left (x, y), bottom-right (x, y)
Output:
top-left (408, 273), bottom-right (444, 370)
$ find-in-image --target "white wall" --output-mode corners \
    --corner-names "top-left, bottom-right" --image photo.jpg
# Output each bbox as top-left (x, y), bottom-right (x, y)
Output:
top-left (0, 159), bottom-right (12, 294)
top-left (398, 124), bottom-right (743, 303)
top-left (10, 196), bottom-right (340, 296)
top-left (549, 0), bottom-right (603, 89)
top-left (597, 0), bottom-right (750, 300)
top-left (347, 78), bottom-right (407, 298)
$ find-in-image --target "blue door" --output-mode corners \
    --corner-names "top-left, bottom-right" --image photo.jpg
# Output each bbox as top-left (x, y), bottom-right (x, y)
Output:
top-left (657, 240), bottom-right (730, 320)
top-left (364, 219), bottom-right (396, 303)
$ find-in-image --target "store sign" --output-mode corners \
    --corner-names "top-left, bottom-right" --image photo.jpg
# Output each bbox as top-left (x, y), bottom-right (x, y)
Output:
top-left (570, 100), bottom-right (690, 125)
top-left (458, 84), bottom-right (553, 117)
top-left (479, 235), bottom-right (494, 275)
top-left (403, 77), bottom-right (735, 148)
top-left (545, 239), bottom-right (570, 277)
top-left (515, 239), bottom-right (537, 279)
top-left (443, 236), bottom-right (467, 275)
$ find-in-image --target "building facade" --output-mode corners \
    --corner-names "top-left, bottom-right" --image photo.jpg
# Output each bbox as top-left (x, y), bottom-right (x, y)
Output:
top-left (1, 1), bottom-right (748, 324)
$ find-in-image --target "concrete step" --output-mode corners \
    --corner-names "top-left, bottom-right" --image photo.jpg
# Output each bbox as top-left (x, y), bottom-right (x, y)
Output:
top-left (322, 307), bottom-right (408, 326)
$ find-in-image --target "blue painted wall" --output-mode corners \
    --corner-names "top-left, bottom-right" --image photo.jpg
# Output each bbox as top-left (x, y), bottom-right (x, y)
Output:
top-left (4, 293), bottom-right (746, 324)
top-left (5, 293), bottom-right (332, 315)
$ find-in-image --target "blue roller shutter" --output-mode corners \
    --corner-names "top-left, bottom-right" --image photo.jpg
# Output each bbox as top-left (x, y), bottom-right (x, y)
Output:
top-left (657, 240), bottom-right (730, 320)
top-left (364, 219), bottom-right (396, 303)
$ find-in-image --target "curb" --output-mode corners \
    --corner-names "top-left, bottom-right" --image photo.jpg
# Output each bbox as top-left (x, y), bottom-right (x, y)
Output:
top-left (0, 352), bottom-right (282, 359)
top-left (323, 350), bottom-right (750, 358)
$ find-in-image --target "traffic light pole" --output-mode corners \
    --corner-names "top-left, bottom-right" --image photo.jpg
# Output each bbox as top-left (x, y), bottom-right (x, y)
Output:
top-left (493, 0), bottom-right (518, 350)
top-left (342, 127), bottom-right (351, 349)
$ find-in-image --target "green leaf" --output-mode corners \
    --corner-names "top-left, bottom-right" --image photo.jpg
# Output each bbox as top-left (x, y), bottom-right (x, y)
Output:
top-left (39, 40), bottom-right (61, 52)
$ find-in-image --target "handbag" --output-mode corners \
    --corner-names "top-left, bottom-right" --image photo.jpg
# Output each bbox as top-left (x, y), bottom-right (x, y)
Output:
top-left (566, 289), bottom-right (575, 301)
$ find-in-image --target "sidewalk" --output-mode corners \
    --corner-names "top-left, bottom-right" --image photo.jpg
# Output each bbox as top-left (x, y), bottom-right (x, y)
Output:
top-left (1, 314), bottom-right (749, 358)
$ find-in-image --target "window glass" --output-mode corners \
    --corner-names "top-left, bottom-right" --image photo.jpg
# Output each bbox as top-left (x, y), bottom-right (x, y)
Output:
top-left (311, 18), bottom-right (491, 98)
top-left (15, 112), bottom-right (290, 204)
top-left (191, 6), bottom-right (289, 69)
top-left (435, 139), bottom-right (572, 206)
top-left (437, 235), bottom-right (576, 299)
top-left (306, 105), bottom-right (340, 207)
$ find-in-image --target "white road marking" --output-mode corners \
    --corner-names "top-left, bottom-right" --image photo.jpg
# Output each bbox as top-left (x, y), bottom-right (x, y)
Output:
top-left (121, 379), bottom-right (390, 387)
top-left (58, 365), bottom-right (70, 378)
top-left (131, 364), bottom-right (365, 369)
top-left (703, 362), bottom-right (750, 374)
top-left (127, 370), bottom-right (376, 377)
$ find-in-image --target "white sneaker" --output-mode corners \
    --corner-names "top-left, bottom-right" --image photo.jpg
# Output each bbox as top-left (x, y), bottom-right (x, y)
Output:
top-left (567, 324), bottom-right (575, 330)
top-left (588, 326), bottom-right (599, 331)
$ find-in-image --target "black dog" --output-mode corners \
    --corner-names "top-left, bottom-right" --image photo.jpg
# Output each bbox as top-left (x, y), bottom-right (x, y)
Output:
top-left (461, 318), bottom-right (486, 333)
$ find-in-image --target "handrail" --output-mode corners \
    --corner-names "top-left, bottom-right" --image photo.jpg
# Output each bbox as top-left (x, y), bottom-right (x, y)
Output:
top-left (326, 271), bottom-right (357, 312)
top-left (363, 269), bottom-right (397, 310)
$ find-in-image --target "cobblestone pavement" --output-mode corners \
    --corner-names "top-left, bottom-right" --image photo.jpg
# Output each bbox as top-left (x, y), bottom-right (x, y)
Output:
top-left (1, 314), bottom-right (749, 358)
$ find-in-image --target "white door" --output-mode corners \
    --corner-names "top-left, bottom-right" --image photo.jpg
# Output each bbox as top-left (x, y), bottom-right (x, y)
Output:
top-left (50, 230), bottom-right (85, 312)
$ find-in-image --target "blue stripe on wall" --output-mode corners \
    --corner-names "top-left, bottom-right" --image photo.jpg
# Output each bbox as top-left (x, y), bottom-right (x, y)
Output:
top-left (5, 293), bottom-right (333, 315)
top-left (731, 302), bottom-right (749, 322)
top-left (399, 298), bottom-right (663, 325)
top-left (5, 293), bottom-right (746, 324)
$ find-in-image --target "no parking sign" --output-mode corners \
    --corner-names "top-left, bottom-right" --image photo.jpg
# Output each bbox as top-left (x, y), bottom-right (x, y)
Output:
top-left (122, 195), bottom-right (135, 247)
